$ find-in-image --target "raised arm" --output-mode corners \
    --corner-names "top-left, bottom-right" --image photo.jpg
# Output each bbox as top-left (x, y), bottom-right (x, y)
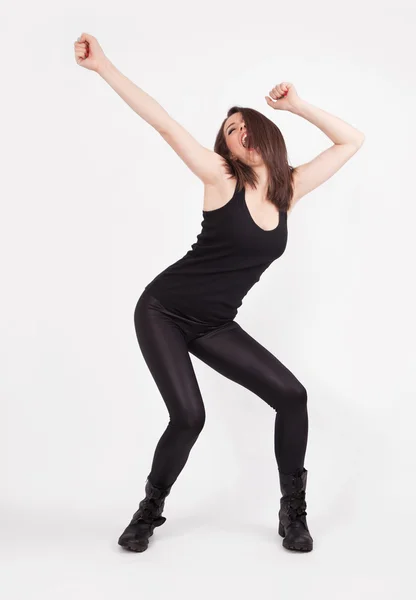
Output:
top-left (74, 33), bottom-right (224, 185)
top-left (265, 83), bottom-right (365, 212)
top-left (288, 98), bottom-right (365, 210)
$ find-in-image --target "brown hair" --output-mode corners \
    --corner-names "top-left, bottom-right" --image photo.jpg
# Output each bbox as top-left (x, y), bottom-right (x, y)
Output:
top-left (213, 106), bottom-right (295, 212)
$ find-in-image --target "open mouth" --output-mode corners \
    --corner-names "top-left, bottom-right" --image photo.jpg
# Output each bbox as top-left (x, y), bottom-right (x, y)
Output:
top-left (241, 131), bottom-right (256, 151)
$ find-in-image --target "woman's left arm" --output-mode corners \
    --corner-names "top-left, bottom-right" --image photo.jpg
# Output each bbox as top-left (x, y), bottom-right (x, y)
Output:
top-left (289, 98), bottom-right (365, 146)
top-left (289, 99), bottom-right (365, 208)
top-left (265, 84), bottom-right (365, 208)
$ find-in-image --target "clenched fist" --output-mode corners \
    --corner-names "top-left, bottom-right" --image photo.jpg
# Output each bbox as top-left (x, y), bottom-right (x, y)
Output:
top-left (74, 33), bottom-right (108, 73)
top-left (265, 82), bottom-right (300, 111)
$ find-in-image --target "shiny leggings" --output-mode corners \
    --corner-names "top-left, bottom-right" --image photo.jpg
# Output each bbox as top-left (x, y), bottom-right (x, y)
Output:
top-left (134, 288), bottom-right (308, 489)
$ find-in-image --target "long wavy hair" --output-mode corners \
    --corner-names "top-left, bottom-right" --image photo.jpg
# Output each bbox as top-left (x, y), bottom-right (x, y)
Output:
top-left (213, 106), bottom-right (295, 212)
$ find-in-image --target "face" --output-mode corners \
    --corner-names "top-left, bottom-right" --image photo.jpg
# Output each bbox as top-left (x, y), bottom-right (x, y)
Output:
top-left (223, 112), bottom-right (262, 164)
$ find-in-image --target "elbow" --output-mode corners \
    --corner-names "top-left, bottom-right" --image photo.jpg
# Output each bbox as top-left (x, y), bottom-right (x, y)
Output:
top-left (354, 133), bottom-right (366, 148)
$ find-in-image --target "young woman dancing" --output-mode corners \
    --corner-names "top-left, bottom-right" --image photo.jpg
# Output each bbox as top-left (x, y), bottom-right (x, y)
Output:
top-left (74, 33), bottom-right (365, 553)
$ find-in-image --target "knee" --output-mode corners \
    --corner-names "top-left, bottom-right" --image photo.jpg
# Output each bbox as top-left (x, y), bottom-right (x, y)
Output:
top-left (284, 383), bottom-right (307, 411)
top-left (173, 409), bottom-right (206, 434)
top-left (270, 382), bottom-right (307, 413)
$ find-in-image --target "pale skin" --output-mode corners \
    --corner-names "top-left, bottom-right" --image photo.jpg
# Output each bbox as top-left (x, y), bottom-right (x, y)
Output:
top-left (74, 33), bottom-right (365, 231)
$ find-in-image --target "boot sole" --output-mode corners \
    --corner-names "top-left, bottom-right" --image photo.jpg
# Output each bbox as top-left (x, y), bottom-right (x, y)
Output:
top-left (118, 530), bottom-right (154, 553)
top-left (278, 521), bottom-right (313, 552)
top-left (119, 541), bottom-right (149, 552)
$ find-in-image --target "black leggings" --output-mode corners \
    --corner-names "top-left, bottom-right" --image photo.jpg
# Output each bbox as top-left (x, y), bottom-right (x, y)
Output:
top-left (134, 288), bottom-right (308, 489)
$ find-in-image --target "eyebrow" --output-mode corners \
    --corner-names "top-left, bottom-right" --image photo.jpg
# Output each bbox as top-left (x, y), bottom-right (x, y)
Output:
top-left (225, 121), bottom-right (236, 133)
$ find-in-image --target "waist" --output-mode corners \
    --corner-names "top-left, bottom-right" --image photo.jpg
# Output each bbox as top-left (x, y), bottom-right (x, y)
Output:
top-left (144, 280), bottom-right (240, 325)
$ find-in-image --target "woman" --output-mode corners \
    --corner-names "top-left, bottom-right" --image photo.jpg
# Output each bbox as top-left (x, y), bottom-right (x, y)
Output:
top-left (74, 33), bottom-right (365, 554)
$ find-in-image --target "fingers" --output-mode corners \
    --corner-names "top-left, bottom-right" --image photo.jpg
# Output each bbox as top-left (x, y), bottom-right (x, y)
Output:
top-left (268, 84), bottom-right (288, 100)
top-left (74, 41), bottom-right (88, 59)
top-left (78, 32), bottom-right (95, 43)
top-left (265, 81), bottom-right (293, 109)
top-left (74, 33), bottom-right (92, 49)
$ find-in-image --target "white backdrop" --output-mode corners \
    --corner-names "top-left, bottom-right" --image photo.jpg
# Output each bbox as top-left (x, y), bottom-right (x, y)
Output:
top-left (2, 1), bottom-right (415, 598)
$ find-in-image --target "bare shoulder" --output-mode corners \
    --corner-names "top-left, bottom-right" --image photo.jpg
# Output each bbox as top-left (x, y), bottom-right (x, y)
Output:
top-left (203, 164), bottom-right (237, 213)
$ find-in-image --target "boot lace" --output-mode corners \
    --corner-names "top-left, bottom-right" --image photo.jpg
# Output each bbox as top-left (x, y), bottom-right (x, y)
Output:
top-left (286, 489), bottom-right (307, 521)
top-left (131, 498), bottom-right (165, 525)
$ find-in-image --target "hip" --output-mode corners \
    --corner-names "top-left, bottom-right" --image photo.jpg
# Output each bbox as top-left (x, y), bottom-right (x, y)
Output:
top-left (143, 280), bottom-right (239, 325)
top-left (136, 286), bottom-right (238, 345)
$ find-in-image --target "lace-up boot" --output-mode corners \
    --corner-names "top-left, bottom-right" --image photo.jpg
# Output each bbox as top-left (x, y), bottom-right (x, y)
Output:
top-left (278, 467), bottom-right (313, 552)
top-left (118, 477), bottom-right (172, 552)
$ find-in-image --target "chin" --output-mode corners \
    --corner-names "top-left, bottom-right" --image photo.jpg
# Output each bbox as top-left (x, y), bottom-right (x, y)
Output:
top-left (247, 152), bottom-right (263, 164)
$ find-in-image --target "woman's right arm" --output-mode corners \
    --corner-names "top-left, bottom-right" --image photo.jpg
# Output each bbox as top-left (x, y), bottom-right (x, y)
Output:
top-left (74, 33), bottom-right (224, 184)
top-left (98, 59), bottom-right (172, 133)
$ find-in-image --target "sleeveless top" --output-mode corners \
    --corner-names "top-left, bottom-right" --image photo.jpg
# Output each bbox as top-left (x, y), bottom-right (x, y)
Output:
top-left (144, 180), bottom-right (288, 325)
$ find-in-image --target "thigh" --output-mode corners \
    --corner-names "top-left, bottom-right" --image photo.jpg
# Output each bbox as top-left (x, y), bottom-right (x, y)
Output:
top-left (134, 291), bottom-right (205, 423)
top-left (188, 321), bottom-right (304, 405)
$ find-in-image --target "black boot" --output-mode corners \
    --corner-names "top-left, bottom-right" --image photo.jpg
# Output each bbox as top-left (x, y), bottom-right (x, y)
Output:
top-left (278, 467), bottom-right (313, 552)
top-left (118, 477), bottom-right (173, 552)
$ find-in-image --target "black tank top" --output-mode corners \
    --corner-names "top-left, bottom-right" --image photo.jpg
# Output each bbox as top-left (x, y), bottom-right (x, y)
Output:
top-left (144, 180), bottom-right (288, 325)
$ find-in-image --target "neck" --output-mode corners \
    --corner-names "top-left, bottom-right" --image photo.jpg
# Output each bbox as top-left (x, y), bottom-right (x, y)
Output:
top-left (249, 164), bottom-right (269, 195)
